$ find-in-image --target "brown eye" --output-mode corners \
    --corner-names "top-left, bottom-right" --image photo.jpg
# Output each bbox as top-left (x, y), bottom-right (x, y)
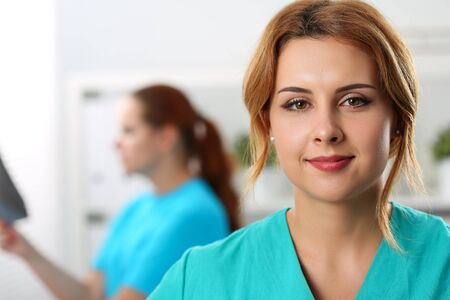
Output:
top-left (342, 97), bottom-right (370, 107)
top-left (294, 101), bottom-right (308, 110)
top-left (282, 98), bottom-right (310, 111)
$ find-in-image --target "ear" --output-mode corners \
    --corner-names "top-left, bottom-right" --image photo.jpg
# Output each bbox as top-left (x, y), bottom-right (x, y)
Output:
top-left (259, 110), bottom-right (272, 138)
top-left (388, 110), bottom-right (401, 157)
top-left (157, 124), bottom-right (180, 152)
top-left (390, 110), bottom-right (401, 140)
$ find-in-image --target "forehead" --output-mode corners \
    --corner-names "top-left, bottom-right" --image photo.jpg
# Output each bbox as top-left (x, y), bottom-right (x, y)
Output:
top-left (117, 96), bottom-right (146, 122)
top-left (275, 37), bottom-right (378, 90)
top-left (118, 96), bottom-right (141, 113)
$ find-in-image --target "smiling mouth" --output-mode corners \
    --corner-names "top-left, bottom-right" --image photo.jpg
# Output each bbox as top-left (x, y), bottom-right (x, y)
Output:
top-left (306, 156), bottom-right (355, 171)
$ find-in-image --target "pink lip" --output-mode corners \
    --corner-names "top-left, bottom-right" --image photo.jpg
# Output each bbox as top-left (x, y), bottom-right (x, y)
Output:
top-left (307, 155), bottom-right (355, 171)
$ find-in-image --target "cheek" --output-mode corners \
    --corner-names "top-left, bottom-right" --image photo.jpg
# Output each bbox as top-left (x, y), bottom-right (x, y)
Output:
top-left (363, 126), bottom-right (390, 156)
top-left (271, 116), bottom-right (309, 166)
top-left (133, 134), bottom-right (156, 159)
top-left (121, 136), bottom-right (138, 155)
top-left (121, 133), bottom-right (151, 157)
top-left (350, 115), bottom-right (392, 174)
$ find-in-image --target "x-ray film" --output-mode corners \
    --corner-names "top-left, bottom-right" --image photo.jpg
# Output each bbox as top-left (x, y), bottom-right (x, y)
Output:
top-left (0, 154), bottom-right (27, 224)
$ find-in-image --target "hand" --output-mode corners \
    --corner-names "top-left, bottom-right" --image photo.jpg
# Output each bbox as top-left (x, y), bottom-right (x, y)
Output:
top-left (0, 220), bottom-right (34, 259)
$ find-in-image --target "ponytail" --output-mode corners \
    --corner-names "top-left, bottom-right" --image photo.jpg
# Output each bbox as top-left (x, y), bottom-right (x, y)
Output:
top-left (193, 116), bottom-right (240, 231)
top-left (133, 84), bottom-right (240, 232)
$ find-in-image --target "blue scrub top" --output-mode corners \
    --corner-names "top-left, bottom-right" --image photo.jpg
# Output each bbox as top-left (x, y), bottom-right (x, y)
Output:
top-left (92, 177), bottom-right (230, 298)
top-left (150, 201), bottom-right (450, 299)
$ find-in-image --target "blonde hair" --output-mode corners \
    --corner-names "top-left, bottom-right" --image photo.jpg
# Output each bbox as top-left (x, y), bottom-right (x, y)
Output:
top-left (243, 0), bottom-right (425, 251)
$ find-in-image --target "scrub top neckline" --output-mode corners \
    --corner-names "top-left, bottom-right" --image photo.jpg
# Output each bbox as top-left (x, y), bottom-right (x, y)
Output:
top-left (279, 201), bottom-right (400, 299)
top-left (154, 176), bottom-right (203, 200)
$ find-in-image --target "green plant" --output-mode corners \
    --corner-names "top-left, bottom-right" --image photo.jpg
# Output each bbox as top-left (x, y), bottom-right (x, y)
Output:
top-left (232, 133), bottom-right (277, 168)
top-left (432, 125), bottom-right (450, 162)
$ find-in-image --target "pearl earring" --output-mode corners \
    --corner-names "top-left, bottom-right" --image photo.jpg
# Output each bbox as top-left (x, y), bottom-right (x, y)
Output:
top-left (270, 136), bottom-right (275, 142)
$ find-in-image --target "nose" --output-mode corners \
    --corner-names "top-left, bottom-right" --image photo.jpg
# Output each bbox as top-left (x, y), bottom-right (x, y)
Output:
top-left (312, 109), bottom-right (344, 145)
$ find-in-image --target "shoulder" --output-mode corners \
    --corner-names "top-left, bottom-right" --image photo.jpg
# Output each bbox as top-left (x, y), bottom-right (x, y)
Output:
top-left (122, 192), bottom-right (155, 213)
top-left (108, 192), bottom-right (155, 227)
top-left (167, 178), bottom-right (227, 222)
top-left (391, 202), bottom-right (450, 295)
top-left (392, 201), bottom-right (449, 263)
top-left (155, 181), bottom-right (232, 239)
top-left (175, 178), bottom-right (220, 207)
top-left (392, 201), bottom-right (449, 245)
top-left (184, 208), bottom-right (286, 273)
top-left (149, 209), bottom-right (287, 299)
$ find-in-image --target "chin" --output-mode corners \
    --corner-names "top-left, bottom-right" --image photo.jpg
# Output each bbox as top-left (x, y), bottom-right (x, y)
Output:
top-left (122, 166), bottom-right (135, 176)
top-left (304, 191), bottom-right (349, 203)
top-left (294, 181), bottom-right (360, 204)
top-left (123, 170), bottom-right (132, 176)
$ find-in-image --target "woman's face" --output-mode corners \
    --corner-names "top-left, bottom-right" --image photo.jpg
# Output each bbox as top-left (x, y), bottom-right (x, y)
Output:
top-left (269, 37), bottom-right (395, 203)
top-left (115, 97), bottom-right (162, 175)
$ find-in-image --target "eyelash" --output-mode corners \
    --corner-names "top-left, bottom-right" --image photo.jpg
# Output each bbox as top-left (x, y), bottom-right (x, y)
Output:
top-left (281, 96), bottom-right (371, 112)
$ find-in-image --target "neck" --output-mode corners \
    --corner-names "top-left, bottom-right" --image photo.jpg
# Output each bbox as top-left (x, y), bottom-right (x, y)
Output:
top-left (148, 156), bottom-right (194, 195)
top-left (287, 181), bottom-right (388, 259)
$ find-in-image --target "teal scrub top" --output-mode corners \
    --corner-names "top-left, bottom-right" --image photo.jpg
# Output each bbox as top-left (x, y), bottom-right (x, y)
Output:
top-left (92, 177), bottom-right (230, 298)
top-left (149, 201), bottom-right (450, 299)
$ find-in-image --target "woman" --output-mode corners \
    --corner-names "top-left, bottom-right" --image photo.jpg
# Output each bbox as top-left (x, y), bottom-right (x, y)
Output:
top-left (0, 84), bottom-right (240, 300)
top-left (149, 1), bottom-right (450, 299)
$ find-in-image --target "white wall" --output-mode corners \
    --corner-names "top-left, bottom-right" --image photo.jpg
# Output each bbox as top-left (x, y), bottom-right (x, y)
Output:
top-left (59, 0), bottom-right (291, 72)
top-left (0, 1), bottom-right (58, 299)
top-left (58, 0), bottom-right (450, 72)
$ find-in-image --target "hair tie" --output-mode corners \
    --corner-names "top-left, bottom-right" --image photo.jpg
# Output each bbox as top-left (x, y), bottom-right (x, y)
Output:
top-left (194, 120), bottom-right (207, 139)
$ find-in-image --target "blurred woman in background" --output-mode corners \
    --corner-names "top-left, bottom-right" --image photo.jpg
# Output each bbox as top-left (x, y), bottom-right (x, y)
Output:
top-left (0, 84), bottom-right (239, 300)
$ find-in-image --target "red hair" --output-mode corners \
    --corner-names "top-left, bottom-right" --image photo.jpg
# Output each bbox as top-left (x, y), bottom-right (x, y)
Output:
top-left (243, 0), bottom-right (424, 250)
top-left (133, 84), bottom-right (240, 231)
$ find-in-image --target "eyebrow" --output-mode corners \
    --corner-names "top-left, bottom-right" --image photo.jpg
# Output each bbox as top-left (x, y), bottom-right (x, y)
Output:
top-left (277, 83), bottom-right (376, 94)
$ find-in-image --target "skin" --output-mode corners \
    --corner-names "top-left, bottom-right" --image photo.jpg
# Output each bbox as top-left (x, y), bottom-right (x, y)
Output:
top-left (269, 37), bottom-right (396, 299)
top-left (115, 96), bottom-right (165, 176)
top-left (115, 97), bottom-right (193, 194)
top-left (0, 96), bottom-right (193, 300)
